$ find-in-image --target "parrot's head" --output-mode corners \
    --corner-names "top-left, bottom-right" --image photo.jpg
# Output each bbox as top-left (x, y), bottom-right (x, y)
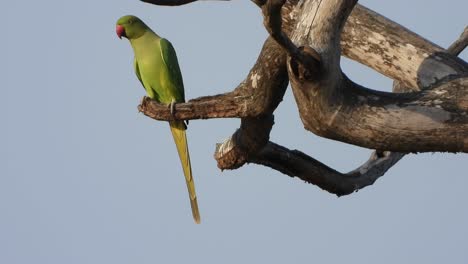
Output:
top-left (116, 15), bottom-right (148, 40)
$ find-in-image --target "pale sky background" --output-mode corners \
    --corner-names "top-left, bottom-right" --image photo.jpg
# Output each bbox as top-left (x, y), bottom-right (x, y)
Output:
top-left (2, 1), bottom-right (467, 263)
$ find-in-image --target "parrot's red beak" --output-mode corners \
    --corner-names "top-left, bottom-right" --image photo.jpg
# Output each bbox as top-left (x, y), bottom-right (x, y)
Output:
top-left (116, 25), bottom-right (126, 39)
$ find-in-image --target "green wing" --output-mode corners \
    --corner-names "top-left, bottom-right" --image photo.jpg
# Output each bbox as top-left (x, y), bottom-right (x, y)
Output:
top-left (159, 38), bottom-right (185, 102)
top-left (133, 58), bottom-right (144, 89)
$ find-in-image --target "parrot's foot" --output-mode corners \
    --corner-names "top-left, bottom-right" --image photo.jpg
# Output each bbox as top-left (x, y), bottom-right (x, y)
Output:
top-left (169, 100), bottom-right (176, 117)
top-left (169, 100), bottom-right (188, 125)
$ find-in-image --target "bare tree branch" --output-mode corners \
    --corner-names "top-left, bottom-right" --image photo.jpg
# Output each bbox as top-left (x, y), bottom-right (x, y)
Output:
top-left (136, 0), bottom-right (467, 195)
top-left (343, 5), bottom-right (468, 90)
top-left (215, 116), bottom-right (274, 169)
top-left (259, 0), bottom-right (321, 72)
top-left (279, 0), bottom-right (468, 153)
top-left (138, 92), bottom-right (250, 120)
top-left (251, 142), bottom-right (405, 196)
top-left (238, 0), bottom-right (403, 196)
top-left (139, 1), bottom-right (467, 125)
top-left (387, 25), bottom-right (468, 176)
top-left (447, 26), bottom-right (468, 56)
top-left (212, 1), bottom-right (298, 170)
top-left (245, 0), bottom-right (466, 195)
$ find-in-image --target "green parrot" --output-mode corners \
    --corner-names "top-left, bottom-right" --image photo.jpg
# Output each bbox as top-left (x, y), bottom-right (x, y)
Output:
top-left (116, 15), bottom-right (200, 224)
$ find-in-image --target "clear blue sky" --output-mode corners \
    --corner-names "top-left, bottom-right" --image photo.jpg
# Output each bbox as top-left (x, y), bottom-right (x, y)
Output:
top-left (3, 1), bottom-right (467, 263)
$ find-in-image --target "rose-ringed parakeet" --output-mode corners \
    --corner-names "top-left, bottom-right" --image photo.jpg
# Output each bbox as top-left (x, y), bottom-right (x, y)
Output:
top-left (116, 15), bottom-right (200, 224)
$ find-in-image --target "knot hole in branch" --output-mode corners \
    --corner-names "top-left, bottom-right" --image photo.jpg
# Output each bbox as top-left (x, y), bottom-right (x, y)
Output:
top-left (289, 46), bottom-right (322, 82)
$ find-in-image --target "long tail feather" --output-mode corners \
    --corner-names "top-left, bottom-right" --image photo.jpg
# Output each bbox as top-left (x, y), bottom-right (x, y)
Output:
top-left (169, 121), bottom-right (200, 224)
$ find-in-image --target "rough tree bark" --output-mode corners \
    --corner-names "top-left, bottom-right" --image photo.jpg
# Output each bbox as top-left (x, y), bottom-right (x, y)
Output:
top-left (137, 0), bottom-right (467, 196)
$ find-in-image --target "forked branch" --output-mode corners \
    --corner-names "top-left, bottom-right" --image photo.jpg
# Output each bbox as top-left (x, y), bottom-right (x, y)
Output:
top-left (278, 0), bottom-right (468, 153)
top-left (137, 0), bottom-right (467, 195)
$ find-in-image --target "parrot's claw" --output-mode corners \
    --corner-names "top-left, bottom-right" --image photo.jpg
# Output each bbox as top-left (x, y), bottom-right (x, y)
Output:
top-left (169, 100), bottom-right (176, 117)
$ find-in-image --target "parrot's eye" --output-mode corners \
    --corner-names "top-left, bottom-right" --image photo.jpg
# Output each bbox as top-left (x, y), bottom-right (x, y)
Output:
top-left (128, 20), bottom-right (133, 25)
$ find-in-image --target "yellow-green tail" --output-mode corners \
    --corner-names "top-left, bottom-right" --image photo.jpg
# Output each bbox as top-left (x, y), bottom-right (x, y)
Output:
top-left (169, 121), bottom-right (201, 224)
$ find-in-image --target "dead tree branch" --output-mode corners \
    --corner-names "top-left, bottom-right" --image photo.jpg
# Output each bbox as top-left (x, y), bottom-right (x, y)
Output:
top-left (137, 0), bottom-right (467, 195)
top-left (386, 26), bottom-right (468, 179)
top-left (251, 142), bottom-right (405, 196)
top-left (245, 0), bottom-right (467, 195)
top-left (139, 92), bottom-right (249, 120)
top-left (447, 26), bottom-right (468, 56)
top-left (140, 1), bottom-right (467, 124)
top-left (277, 0), bottom-right (468, 153)
top-left (343, 5), bottom-right (468, 90)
